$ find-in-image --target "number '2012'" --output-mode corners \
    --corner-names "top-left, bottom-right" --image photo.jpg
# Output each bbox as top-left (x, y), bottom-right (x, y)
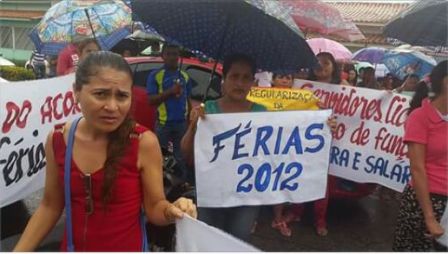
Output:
top-left (236, 162), bottom-right (302, 193)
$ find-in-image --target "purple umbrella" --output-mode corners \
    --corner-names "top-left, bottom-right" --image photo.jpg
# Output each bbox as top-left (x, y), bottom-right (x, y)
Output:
top-left (352, 47), bottom-right (386, 65)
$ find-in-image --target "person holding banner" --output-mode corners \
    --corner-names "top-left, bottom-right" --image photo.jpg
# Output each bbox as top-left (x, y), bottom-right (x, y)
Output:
top-left (308, 52), bottom-right (342, 86)
top-left (181, 53), bottom-right (266, 241)
top-left (269, 72), bottom-right (296, 237)
top-left (14, 51), bottom-right (197, 252)
top-left (269, 63), bottom-right (339, 237)
top-left (393, 60), bottom-right (448, 251)
top-left (287, 51), bottom-right (344, 237)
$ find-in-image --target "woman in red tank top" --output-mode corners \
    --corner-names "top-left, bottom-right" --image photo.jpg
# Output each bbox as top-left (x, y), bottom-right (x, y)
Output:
top-left (14, 51), bottom-right (197, 251)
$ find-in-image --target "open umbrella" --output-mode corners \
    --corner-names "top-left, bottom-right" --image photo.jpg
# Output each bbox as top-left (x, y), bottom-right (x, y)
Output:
top-left (383, 49), bottom-right (437, 80)
top-left (29, 0), bottom-right (133, 55)
top-left (122, 0), bottom-right (164, 40)
top-left (279, 0), bottom-right (365, 42)
top-left (384, 0), bottom-right (447, 47)
top-left (131, 0), bottom-right (316, 73)
top-left (336, 21), bottom-right (366, 42)
top-left (307, 38), bottom-right (352, 61)
top-left (352, 47), bottom-right (386, 65)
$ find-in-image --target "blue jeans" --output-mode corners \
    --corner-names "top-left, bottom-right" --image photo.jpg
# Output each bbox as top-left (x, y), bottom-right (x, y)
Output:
top-left (198, 206), bottom-right (260, 241)
top-left (155, 121), bottom-right (188, 180)
top-left (33, 63), bottom-right (46, 79)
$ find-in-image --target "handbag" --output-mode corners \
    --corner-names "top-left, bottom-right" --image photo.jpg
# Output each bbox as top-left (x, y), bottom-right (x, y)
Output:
top-left (63, 117), bottom-right (149, 251)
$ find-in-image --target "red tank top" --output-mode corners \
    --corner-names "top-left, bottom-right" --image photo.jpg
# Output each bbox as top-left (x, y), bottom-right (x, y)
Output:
top-left (53, 124), bottom-right (148, 251)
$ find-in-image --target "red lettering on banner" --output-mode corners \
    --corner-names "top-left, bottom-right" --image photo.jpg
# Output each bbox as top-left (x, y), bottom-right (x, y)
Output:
top-left (40, 92), bottom-right (81, 124)
top-left (63, 91), bottom-right (80, 115)
top-left (374, 127), bottom-right (407, 159)
top-left (52, 93), bottom-right (63, 120)
top-left (312, 87), bottom-right (383, 121)
top-left (2, 100), bottom-right (32, 133)
top-left (350, 121), bottom-right (370, 146)
top-left (385, 96), bottom-right (409, 127)
top-left (40, 96), bottom-right (53, 124)
top-left (333, 123), bottom-right (346, 140)
top-left (362, 99), bottom-right (382, 122)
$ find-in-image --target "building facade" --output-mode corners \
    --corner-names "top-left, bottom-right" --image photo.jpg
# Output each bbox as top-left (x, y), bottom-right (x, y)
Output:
top-left (0, 0), bottom-right (58, 62)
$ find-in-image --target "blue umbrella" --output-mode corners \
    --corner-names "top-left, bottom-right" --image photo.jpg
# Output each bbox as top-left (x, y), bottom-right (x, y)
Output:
top-left (383, 50), bottom-right (437, 80)
top-left (130, 0), bottom-right (317, 72)
top-left (352, 47), bottom-right (386, 65)
top-left (29, 0), bottom-right (133, 55)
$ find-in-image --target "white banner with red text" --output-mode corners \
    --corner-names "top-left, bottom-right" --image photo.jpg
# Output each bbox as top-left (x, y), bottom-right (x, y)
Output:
top-left (293, 79), bottom-right (411, 192)
top-left (0, 75), bottom-right (80, 207)
top-left (194, 110), bottom-right (332, 208)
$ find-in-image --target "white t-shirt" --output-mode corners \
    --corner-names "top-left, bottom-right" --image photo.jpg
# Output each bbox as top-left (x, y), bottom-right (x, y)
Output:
top-left (255, 71), bottom-right (272, 87)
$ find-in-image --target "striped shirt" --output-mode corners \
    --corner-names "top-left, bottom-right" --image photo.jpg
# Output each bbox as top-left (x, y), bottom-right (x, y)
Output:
top-left (31, 50), bottom-right (45, 65)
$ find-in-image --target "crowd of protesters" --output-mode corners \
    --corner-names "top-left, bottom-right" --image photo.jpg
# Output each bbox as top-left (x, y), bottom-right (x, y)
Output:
top-left (252, 54), bottom-right (447, 251)
top-left (13, 35), bottom-right (447, 252)
top-left (26, 38), bottom-right (139, 79)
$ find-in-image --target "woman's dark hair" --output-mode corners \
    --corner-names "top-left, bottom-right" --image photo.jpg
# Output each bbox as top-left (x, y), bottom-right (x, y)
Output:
top-left (308, 52), bottom-right (341, 84)
top-left (161, 43), bottom-right (180, 54)
top-left (223, 53), bottom-right (256, 78)
top-left (347, 68), bottom-right (358, 86)
top-left (77, 38), bottom-right (100, 54)
top-left (272, 72), bottom-right (293, 80)
top-left (75, 51), bottom-right (135, 205)
top-left (429, 60), bottom-right (447, 95)
top-left (409, 81), bottom-right (430, 114)
top-left (408, 60), bottom-right (447, 114)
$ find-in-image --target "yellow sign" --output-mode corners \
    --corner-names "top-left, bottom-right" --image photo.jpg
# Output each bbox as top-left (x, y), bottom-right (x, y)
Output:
top-left (247, 87), bottom-right (319, 111)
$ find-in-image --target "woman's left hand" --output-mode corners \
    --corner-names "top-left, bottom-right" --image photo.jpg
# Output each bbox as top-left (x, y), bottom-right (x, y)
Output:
top-left (164, 197), bottom-right (197, 223)
top-left (326, 115), bottom-right (338, 134)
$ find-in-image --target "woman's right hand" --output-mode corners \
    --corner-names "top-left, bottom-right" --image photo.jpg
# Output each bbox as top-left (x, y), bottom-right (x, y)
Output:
top-left (425, 217), bottom-right (445, 238)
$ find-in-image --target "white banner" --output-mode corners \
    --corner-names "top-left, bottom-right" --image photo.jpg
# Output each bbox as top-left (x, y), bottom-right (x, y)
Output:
top-left (176, 215), bottom-right (259, 252)
top-left (0, 75), bottom-right (80, 207)
top-left (293, 79), bottom-right (411, 192)
top-left (194, 110), bottom-right (332, 208)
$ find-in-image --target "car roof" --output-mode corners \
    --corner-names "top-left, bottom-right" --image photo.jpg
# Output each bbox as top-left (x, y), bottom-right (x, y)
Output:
top-left (125, 56), bottom-right (223, 74)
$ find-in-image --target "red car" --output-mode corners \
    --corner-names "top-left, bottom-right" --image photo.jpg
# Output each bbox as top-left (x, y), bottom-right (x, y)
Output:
top-left (126, 56), bottom-right (374, 199)
top-left (126, 56), bottom-right (223, 131)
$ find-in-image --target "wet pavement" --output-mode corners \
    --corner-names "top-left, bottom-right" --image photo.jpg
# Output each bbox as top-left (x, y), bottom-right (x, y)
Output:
top-left (1, 189), bottom-right (400, 252)
top-left (251, 193), bottom-right (400, 251)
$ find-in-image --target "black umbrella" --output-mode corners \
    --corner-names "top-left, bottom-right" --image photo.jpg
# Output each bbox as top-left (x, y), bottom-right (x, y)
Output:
top-left (383, 0), bottom-right (447, 47)
top-left (130, 0), bottom-right (317, 73)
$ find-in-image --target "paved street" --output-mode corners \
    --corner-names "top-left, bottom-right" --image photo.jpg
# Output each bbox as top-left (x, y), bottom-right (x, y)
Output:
top-left (2, 189), bottom-right (400, 252)
top-left (251, 194), bottom-right (400, 251)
